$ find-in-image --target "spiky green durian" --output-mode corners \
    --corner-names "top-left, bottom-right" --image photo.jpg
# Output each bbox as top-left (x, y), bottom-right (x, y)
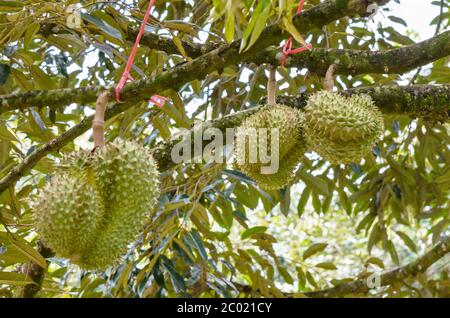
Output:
top-left (304, 91), bottom-right (384, 164)
top-left (81, 140), bottom-right (160, 269)
top-left (234, 104), bottom-right (306, 190)
top-left (34, 139), bottom-right (160, 270)
top-left (34, 173), bottom-right (104, 262)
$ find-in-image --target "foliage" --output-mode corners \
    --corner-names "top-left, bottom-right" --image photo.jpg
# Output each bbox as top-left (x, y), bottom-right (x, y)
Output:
top-left (0, 0), bottom-right (449, 298)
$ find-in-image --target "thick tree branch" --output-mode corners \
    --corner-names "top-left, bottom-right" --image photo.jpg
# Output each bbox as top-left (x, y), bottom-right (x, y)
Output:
top-left (272, 84), bottom-right (450, 121)
top-left (261, 30), bottom-right (450, 76)
top-left (234, 235), bottom-right (450, 297)
top-left (2, 30), bottom-right (448, 114)
top-left (304, 235), bottom-right (450, 297)
top-left (0, 0), bottom-right (391, 114)
top-left (153, 84), bottom-right (450, 171)
top-left (0, 84), bottom-right (448, 195)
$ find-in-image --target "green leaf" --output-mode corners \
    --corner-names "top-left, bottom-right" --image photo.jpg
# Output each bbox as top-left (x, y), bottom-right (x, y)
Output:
top-left (0, 64), bottom-right (10, 86)
top-left (277, 265), bottom-right (294, 284)
top-left (224, 1), bottom-right (235, 43)
top-left (296, 267), bottom-right (306, 289)
top-left (280, 16), bottom-right (307, 46)
top-left (311, 193), bottom-right (321, 214)
top-left (241, 226), bottom-right (267, 239)
top-left (305, 270), bottom-right (318, 288)
top-left (297, 188), bottom-right (310, 217)
top-left (388, 16), bottom-right (407, 27)
top-left (279, 187), bottom-right (290, 216)
top-left (81, 12), bottom-right (123, 42)
top-left (24, 22), bottom-right (40, 49)
top-left (245, 2), bottom-right (271, 51)
top-left (387, 156), bottom-right (416, 185)
top-left (315, 262), bottom-right (337, 270)
top-left (9, 235), bottom-right (47, 269)
top-left (0, 272), bottom-right (36, 286)
top-left (395, 230), bottom-right (417, 253)
top-left (0, 1), bottom-right (23, 11)
top-left (386, 240), bottom-right (400, 265)
top-left (29, 66), bottom-right (56, 90)
top-left (161, 256), bottom-right (187, 294)
top-left (172, 35), bottom-right (192, 61)
top-left (366, 257), bottom-right (385, 269)
top-left (316, 262), bottom-right (337, 270)
top-left (303, 243), bottom-right (328, 260)
top-left (187, 230), bottom-right (209, 261)
top-left (239, 0), bottom-right (265, 52)
top-left (297, 170), bottom-right (330, 196)
top-left (0, 122), bottom-right (18, 142)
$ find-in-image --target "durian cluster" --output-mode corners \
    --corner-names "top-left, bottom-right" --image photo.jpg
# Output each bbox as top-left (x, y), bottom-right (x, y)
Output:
top-left (303, 91), bottom-right (384, 164)
top-left (34, 139), bottom-right (160, 270)
top-left (234, 92), bottom-right (384, 189)
top-left (234, 104), bottom-right (306, 190)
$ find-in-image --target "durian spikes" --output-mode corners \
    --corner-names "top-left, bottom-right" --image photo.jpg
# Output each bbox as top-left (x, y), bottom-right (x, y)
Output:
top-left (34, 139), bottom-right (160, 270)
top-left (234, 104), bottom-right (306, 190)
top-left (304, 91), bottom-right (384, 164)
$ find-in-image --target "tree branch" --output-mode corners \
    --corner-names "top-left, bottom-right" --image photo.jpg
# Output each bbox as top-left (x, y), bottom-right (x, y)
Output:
top-left (304, 235), bottom-right (450, 297)
top-left (153, 84), bottom-right (450, 171)
top-left (0, 84), bottom-right (448, 195)
top-left (2, 30), bottom-right (448, 114)
top-left (234, 235), bottom-right (450, 297)
top-left (0, 0), bottom-right (391, 114)
top-left (272, 84), bottom-right (450, 121)
top-left (259, 30), bottom-right (450, 76)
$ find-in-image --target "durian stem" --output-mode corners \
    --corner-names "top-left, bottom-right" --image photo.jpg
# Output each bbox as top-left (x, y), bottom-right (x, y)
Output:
top-left (267, 66), bottom-right (277, 106)
top-left (324, 64), bottom-right (336, 91)
top-left (92, 91), bottom-right (110, 148)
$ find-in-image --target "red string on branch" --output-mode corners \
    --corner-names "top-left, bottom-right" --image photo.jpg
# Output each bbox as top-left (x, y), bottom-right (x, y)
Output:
top-left (115, 0), bottom-right (166, 108)
top-left (281, 0), bottom-right (312, 66)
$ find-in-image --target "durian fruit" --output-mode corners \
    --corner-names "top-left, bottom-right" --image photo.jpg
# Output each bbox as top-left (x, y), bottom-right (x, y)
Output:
top-left (33, 173), bottom-right (104, 261)
top-left (34, 139), bottom-right (160, 270)
top-left (304, 91), bottom-right (384, 164)
top-left (234, 104), bottom-right (306, 190)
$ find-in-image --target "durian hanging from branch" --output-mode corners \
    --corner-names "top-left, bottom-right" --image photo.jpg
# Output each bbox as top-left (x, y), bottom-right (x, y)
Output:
top-left (33, 92), bottom-right (160, 270)
top-left (303, 65), bottom-right (384, 164)
top-left (234, 65), bottom-right (306, 190)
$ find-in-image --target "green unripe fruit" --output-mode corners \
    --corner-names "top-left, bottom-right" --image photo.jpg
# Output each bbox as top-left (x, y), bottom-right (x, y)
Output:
top-left (34, 139), bottom-right (160, 270)
top-left (234, 104), bottom-right (306, 190)
top-left (33, 173), bottom-right (104, 261)
top-left (304, 91), bottom-right (384, 164)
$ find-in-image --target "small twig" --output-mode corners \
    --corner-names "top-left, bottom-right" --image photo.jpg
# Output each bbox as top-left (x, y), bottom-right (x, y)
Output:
top-left (267, 66), bottom-right (277, 105)
top-left (92, 92), bottom-right (110, 149)
top-left (324, 64), bottom-right (336, 91)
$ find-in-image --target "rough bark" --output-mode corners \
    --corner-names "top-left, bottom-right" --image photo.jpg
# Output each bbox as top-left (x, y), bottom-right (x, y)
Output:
top-left (271, 84), bottom-right (450, 121)
top-left (258, 30), bottom-right (450, 76)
